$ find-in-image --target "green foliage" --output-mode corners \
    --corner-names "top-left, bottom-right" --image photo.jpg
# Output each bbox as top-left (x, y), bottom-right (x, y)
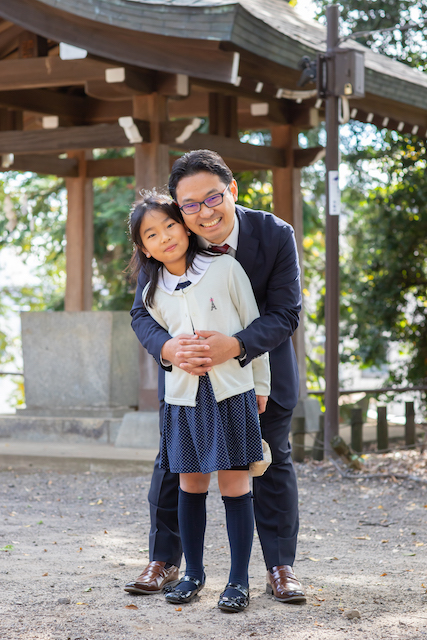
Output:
top-left (312, 0), bottom-right (427, 390)
top-left (341, 132), bottom-right (427, 385)
top-left (315, 0), bottom-right (427, 69)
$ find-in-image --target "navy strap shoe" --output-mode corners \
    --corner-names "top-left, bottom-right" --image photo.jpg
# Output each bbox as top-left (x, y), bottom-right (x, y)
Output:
top-left (217, 583), bottom-right (249, 613)
top-left (164, 574), bottom-right (205, 604)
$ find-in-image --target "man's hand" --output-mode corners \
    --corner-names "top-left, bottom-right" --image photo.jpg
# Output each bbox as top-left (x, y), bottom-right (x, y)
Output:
top-left (161, 334), bottom-right (212, 375)
top-left (256, 395), bottom-right (268, 414)
top-left (177, 330), bottom-right (240, 372)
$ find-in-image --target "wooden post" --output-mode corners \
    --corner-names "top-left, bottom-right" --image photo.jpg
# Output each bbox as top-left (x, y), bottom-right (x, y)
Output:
top-left (209, 93), bottom-right (238, 138)
top-left (133, 93), bottom-right (170, 411)
top-left (405, 401), bottom-right (416, 447)
top-left (65, 150), bottom-right (93, 311)
top-left (350, 407), bottom-right (363, 454)
top-left (133, 93), bottom-right (169, 192)
top-left (292, 416), bottom-right (305, 463)
top-left (313, 412), bottom-right (325, 461)
top-left (271, 125), bottom-right (308, 398)
top-left (377, 405), bottom-right (389, 452)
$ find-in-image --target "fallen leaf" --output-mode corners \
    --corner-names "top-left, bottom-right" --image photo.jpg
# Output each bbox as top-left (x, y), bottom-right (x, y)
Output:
top-left (378, 505), bottom-right (384, 509)
top-left (125, 604), bottom-right (138, 610)
top-left (76, 602), bottom-right (87, 605)
top-left (403, 552), bottom-right (416, 556)
top-left (314, 621), bottom-right (324, 626)
top-left (42, 573), bottom-right (48, 576)
top-left (104, 530), bottom-right (108, 534)
top-left (77, 547), bottom-right (82, 553)
top-left (308, 557), bottom-right (320, 562)
top-left (175, 607), bottom-right (182, 612)
top-left (415, 542), bottom-right (424, 547)
top-left (84, 588), bottom-right (92, 592)
top-left (353, 536), bottom-right (371, 540)
top-left (97, 499), bottom-right (103, 505)
top-left (37, 521), bottom-right (43, 525)
top-left (312, 603), bottom-right (321, 606)
top-left (0, 544), bottom-right (13, 551)
top-left (381, 540), bottom-right (389, 544)
top-left (315, 596), bottom-right (325, 602)
top-left (380, 573), bottom-right (387, 577)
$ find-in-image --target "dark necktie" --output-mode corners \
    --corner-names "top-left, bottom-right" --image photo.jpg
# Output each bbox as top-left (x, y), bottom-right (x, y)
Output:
top-left (175, 280), bottom-right (192, 291)
top-left (209, 244), bottom-right (230, 254)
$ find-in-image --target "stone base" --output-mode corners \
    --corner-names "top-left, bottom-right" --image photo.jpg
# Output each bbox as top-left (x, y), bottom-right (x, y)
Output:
top-left (115, 411), bottom-right (160, 449)
top-left (16, 406), bottom-right (135, 419)
top-left (291, 397), bottom-right (322, 434)
top-left (0, 414), bottom-right (121, 444)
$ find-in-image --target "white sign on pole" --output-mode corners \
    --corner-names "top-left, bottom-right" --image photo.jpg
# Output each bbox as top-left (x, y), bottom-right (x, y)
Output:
top-left (328, 170), bottom-right (340, 216)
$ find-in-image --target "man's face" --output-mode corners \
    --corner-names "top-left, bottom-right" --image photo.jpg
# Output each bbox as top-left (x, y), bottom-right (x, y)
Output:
top-left (175, 172), bottom-right (238, 245)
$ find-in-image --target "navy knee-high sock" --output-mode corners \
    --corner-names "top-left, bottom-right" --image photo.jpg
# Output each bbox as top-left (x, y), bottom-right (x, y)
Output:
top-left (222, 492), bottom-right (254, 595)
top-left (177, 487), bottom-right (207, 590)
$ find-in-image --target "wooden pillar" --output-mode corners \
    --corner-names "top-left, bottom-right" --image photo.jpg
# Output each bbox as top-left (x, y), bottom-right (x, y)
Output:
top-left (133, 93), bottom-right (169, 191)
top-left (209, 93), bottom-right (238, 138)
top-left (133, 94), bottom-right (170, 411)
top-left (65, 150), bottom-right (93, 311)
top-left (271, 125), bottom-right (308, 398)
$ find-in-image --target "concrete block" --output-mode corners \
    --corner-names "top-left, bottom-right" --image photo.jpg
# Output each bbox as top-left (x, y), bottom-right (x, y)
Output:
top-left (20, 311), bottom-right (151, 416)
top-left (115, 411), bottom-right (160, 449)
top-left (0, 414), bottom-right (121, 444)
top-left (292, 397), bottom-right (322, 433)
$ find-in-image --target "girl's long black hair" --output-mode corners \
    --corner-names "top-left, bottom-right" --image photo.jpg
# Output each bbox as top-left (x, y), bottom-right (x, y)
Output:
top-left (128, 190), bottom-right (205, 308)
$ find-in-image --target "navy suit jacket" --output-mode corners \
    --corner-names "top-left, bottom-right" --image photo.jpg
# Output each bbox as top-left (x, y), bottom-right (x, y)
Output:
top-left (130, 204), bottom-right (302, 411)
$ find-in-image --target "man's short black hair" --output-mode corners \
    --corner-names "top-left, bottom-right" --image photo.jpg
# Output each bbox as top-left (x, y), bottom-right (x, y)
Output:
top-left (168, 149), bottom-right (233, 201)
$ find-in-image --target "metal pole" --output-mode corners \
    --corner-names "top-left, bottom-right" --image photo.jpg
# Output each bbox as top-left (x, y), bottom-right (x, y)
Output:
top-left (324, 4), bottom-right (340, 456)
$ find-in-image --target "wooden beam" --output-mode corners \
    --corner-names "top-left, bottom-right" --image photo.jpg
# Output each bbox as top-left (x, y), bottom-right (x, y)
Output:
top-left (86, 156), bottom-right (134, 178)
top-left (162, 125), bottom-right (287, 168)
top-left (156, 73), bottom-right (189, 98)
top-left (85, 68), bottom-right (155, 101)
top-left (0, 120), bottom-right (150, 154)
top-left (0, 89), bottom-right (85, 123)
top-left (0, 56), bottom-right (120, 91)
top-left (294, 146), bottom-right (325, 168)
top-left (8, 154), bottom-right (78, 176)
top-left (0, 89), bottom-right (133, 124)
top-left (18, 30), bottom-right (48, 58)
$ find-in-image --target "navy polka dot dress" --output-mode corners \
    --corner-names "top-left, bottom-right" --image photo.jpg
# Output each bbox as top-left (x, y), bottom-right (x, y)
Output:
top-left (160, 374), bottom-right (264, 474)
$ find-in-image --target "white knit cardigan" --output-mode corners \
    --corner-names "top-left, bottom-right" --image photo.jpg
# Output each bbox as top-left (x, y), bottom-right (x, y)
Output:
top-left (143, 254), bottom-right (270, 407)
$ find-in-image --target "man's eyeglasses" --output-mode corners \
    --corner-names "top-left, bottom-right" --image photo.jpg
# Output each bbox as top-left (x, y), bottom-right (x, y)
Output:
top-left (178, 184), bottom-right (230, 215)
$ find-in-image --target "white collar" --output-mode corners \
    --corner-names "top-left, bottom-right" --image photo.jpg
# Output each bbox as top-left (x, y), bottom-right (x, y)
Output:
top-left (158, 253), bottom-right (213, 294)
top-left (198, 214), bottom-right (239, 252)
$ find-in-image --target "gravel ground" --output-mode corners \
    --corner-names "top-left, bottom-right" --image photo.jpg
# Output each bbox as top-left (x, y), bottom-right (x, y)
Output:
top-left (1, 451), bottom-right (427, 640)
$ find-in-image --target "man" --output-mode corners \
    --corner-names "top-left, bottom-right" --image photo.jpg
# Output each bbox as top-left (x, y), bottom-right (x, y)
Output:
top-left (125, 150), bottom-right (305, 603)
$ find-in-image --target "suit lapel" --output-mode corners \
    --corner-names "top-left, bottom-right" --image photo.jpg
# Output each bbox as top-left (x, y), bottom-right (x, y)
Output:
top-left (235, 206), bottom-right (259, 278)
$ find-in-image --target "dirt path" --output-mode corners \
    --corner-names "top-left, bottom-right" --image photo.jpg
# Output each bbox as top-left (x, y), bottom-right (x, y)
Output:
top-left (1, 453), bottom-right (427, 640)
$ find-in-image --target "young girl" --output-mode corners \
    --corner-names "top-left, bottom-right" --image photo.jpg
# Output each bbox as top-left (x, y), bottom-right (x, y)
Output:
top-left (128, 191), bottom-right (270, 613)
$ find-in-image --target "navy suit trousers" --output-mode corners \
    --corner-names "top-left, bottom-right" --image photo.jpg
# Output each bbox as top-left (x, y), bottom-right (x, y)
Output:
top-left (147, 397), bottom-right (299, 569)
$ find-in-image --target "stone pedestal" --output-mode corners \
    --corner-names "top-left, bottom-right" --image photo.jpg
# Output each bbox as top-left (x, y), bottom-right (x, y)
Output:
top-left (19, 311), bottom-right (154, 418)
top-left (115, 411), bottom-right (160, 449)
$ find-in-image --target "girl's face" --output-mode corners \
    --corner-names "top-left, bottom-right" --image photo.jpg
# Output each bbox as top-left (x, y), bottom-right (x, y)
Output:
top-left (139, 208), bottom-right (190, 275)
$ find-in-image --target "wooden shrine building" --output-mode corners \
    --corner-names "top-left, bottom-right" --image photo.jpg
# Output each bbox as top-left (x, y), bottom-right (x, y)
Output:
top-left (1, 0), bottom-right (427, 420)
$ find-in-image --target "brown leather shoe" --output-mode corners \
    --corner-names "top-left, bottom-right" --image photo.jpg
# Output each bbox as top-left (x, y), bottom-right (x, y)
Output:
top-left (124, 561), bottom-right (179, 595)
top-left (266, 565), bottom-right (306, 603)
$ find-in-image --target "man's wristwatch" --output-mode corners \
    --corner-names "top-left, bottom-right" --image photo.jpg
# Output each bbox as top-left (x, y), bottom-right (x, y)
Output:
top-left (233, 336), bottom-right (247, 363)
